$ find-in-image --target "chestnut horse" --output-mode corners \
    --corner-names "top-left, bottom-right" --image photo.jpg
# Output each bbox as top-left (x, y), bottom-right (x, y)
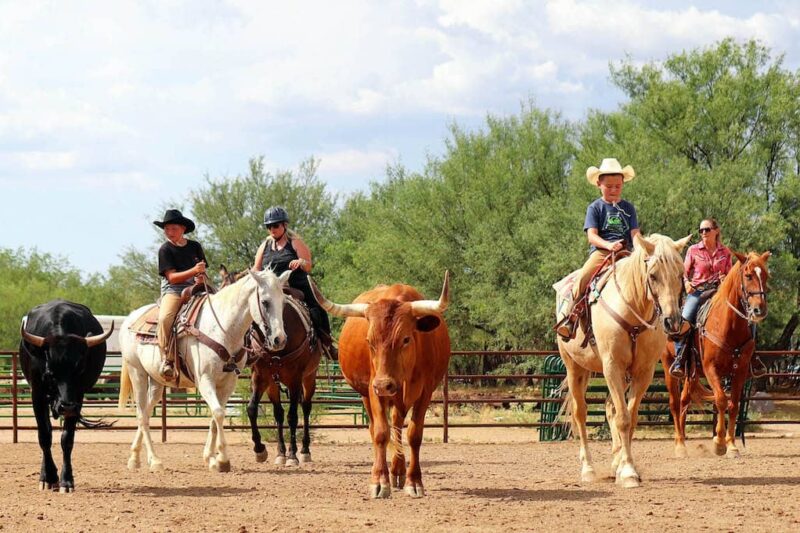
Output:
top-left (661, 251), bottom-right (770, 458)
top-left (555, 234), bottom-right (689, 487)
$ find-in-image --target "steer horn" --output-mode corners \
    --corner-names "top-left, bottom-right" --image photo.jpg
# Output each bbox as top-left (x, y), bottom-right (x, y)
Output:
top-left (410, 270), bottom-right (450, 315)
top-left (20, 318), bottom-right (47, 348)
top-left (85, 321), bottom-right (114, 348)
top-left (309, 276), bottom-right (369, 318)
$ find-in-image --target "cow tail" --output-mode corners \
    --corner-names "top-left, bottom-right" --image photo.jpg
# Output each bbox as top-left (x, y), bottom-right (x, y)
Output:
top-left (387, 406), bottom-right (404, 459)
top-left (118, 359), bottom-right (132, 410)
top-left (79, 416), bottom-right (115, 429)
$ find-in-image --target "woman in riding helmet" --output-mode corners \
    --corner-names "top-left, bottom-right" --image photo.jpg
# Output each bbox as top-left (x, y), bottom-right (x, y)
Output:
top-left (253, 206), bottom-right (336, 359)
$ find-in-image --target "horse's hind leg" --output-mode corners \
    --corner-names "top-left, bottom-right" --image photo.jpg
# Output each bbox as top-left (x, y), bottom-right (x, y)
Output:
top-left (247, 370), bottom-right (269, 463)
top-left (128, 361), bottom-right (164, 471)
top-left (562, 353), bottom-right (594, 482)
top-left (299, 372), bottom-right (316, 464)
top-left (267, 381), bottom-right (287, 465)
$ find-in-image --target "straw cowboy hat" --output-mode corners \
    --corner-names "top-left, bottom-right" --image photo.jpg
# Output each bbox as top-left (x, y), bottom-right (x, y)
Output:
top-left (586, 158), bottom-right (635, 186)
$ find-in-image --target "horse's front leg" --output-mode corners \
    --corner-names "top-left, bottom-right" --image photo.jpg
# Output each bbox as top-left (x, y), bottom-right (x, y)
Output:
top-left (247, 371), bottom-right (269, 463)
top-left (663, 349), bottom-right (688, 458)
top-left (197, 375), bottom-right (230, 472)
top-left (603, 360), bottom-right (639, 488)
top-left (267, 381), bottom-right (287, 465)
top-left (705, 366), bottom-right (728, 456)
top-left (725, 364), bottom-right (750, 458)
top-left (285, 385), bottom-right (301, 466)
top-left (58, 416), bottom-right (79, 493)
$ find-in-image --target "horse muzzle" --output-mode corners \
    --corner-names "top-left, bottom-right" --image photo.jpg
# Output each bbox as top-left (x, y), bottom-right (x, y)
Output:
top-left (662, 316), bottom-right (683, 336)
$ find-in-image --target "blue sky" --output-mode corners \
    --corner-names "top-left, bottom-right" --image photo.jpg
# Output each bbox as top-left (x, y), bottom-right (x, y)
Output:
top-left (2, 0), bottom-right (799, 274)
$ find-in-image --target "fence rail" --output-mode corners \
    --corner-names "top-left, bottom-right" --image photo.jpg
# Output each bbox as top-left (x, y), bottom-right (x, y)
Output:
top-left (2, 349), bottom-right (800, 444)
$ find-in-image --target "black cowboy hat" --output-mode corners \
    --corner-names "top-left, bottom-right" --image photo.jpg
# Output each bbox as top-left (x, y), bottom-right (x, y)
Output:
top-left (153, 209), bottom-right (196, 233)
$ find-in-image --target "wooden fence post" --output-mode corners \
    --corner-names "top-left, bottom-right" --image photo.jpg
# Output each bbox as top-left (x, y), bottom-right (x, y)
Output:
top-left (12, 352), bottom-right (18, 444)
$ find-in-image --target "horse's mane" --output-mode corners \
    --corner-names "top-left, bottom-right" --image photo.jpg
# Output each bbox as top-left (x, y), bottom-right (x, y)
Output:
top-left (709, 259), bottom-right (742, 309)
top-left (613, 234), bottom-right (683, 304)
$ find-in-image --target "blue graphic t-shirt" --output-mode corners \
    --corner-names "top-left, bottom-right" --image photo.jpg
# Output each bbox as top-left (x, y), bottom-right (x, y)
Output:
top-left (584, 198), bottom-right (639, 253)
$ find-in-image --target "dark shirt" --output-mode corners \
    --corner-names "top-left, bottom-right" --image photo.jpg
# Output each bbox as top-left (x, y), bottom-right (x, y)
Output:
top-left (261, 238), bottom-right (308, 287)
top-left (158, 239), bottom-right (206, 295)
top-left (584, 198), bottom-right (639, 253)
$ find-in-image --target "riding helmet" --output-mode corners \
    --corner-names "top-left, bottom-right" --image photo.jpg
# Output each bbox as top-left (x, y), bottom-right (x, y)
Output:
top-left (263, 206), bottom-right (289, 227)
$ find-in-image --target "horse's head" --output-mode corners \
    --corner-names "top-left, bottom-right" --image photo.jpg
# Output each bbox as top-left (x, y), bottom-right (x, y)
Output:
top-left (219, 264), bottom-right (248, 288)
top-left (732, 251), bottom-right (771, 323)
top-left (246, 268), bottom-right (291, 351)
top-left (633, 233), bottom-right (691, 335)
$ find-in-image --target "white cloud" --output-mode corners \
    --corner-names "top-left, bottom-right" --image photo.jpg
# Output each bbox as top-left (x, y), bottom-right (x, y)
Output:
top-left (318, 148), bottom-right (399, 178)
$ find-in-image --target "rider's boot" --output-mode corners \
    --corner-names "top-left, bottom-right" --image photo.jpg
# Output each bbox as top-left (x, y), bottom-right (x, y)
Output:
top-left (158, 339), bottom-right (176, 380)
top-left (555, 298), bottom-right (584, 340)
top-left (318, 330), bottom-right (339, 361)
top-left (669, 328), bottom-right (693, 379)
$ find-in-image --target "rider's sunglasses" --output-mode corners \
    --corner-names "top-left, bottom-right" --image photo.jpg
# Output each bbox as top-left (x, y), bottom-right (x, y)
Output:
top-left (266, 222), bottom-right (283, 230)
top-left (698, 227), bottom-right (714, 233)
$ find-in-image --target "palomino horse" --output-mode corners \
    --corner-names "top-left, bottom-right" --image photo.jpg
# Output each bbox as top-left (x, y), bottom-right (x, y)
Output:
top-left (117, 269), bottom-right (290, 472)
top-left (555, 234), bottom-right (689, 488)
top-left (662, 251), bottom-right (770, 458)
top-left (245, 290), bottom-right (322, 466)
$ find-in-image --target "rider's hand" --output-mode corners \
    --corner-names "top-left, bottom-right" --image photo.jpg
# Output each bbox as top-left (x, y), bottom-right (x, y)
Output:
top-left (194, 261), bottom-right (207, 275)
top-left (684, 281), bottom-right (693, 294)
top-left (289, 259), bottom-right (305, 271)
top-left (608, 241), bottom-right (624, 253)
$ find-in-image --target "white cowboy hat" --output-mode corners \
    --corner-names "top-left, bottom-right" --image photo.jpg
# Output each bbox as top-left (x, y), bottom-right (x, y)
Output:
top-left (586, 158), bottom-right (635, 186)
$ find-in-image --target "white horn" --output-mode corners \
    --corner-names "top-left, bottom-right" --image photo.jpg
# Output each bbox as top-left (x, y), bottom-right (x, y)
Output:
top-left (410, 270), bottom-right (450, 315)
top-left (20, 318), bottom-right (47, 348)
top-left (309, 276), bottom-right (368, 317)
top-left (85, 321), bottom-right (114, 348)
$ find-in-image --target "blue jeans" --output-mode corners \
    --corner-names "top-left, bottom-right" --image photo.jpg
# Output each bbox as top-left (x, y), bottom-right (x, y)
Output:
top-left (674, 291), bottom-right (702, 359)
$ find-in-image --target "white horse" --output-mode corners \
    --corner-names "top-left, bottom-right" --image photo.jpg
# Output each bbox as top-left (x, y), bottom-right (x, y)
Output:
top-left (555, 234), bottom-right (689, 487)
top-left (118, 269), bottom-right (290, 472)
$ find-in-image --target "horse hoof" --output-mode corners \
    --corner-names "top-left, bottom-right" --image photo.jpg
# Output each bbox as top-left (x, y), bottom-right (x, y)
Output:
top-left (213, 460), bottom-right (231, 473)
top-left (391, 474), bottom-right (406, 489)
top-left (285, 457), bottom-right (299, 467)
top-left (404, 484), bottom-right (425, 498)
top-left (369, 484), bottom-right (391, 499)
top-left (726, 448), bottom-right (741, 459)
top-left (274, 455), bottom-right (286, 466)
top-left (298, 452), bottom-right (312, 464)
top-left (127, 458), bottom-right (141, 471)
top-left (619, 476), bottom-right (640, 489)
top-left (59, 485), bottom-right (74, 494)
top-left (580, 468), bottom-right (597, 483)
top-left (714, 445), bottom-right (726, 456)
top-left (149, 461), bottom-right (164, 472)
top-left (255, 450), bottom-right (269, 463)
top-left (675, 446), bottom-right (688, 459)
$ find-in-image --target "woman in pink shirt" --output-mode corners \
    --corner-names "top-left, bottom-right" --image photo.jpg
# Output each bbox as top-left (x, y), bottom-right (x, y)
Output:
top-left (670, 218), bottom-right (732, 377)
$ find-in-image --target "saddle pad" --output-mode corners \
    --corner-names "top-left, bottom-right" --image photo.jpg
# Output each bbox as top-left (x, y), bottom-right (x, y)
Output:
top-left (696, 298), bottom-right (715, 328)
top-left (130, 304), bottom-right (159, 336)
top-left (553, 270), bottom-right (578, 322)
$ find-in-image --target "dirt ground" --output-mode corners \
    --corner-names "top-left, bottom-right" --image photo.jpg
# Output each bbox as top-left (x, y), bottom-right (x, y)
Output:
top-left (1, 430), bottom-right (799, 532)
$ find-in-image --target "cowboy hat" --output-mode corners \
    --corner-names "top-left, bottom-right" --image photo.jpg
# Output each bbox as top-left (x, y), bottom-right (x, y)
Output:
top-left (586, 158), bottom-right (635, 186)
top-left (153, 209), bottom-right (196, 233)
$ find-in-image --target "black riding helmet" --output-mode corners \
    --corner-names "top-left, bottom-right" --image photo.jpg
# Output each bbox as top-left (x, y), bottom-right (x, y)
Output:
top-left (263, 206), bottom-right (289, 227)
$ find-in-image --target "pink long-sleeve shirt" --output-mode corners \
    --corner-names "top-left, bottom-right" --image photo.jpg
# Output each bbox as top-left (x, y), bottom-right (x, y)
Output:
top-left (684, 241), bottom-right (732, 288)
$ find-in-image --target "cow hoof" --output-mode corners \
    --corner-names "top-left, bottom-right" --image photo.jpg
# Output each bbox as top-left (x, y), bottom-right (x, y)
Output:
top-left (212, 460), bottom-right (231, 473)
top-left (369, 484), bottom-right (391, 499)
top-left (726, 448), bottom-right (741, 459)
top-left (39, 482), bottom-right (57, 491)
top-left (391, 474), bottom-right (406, 489)
top-left (149, 460), bottom-right (164, 472)
top-left (404, 484), bottom-right (425, 498)
top-left (255, 450), bottom-right (269, 463)
top-left (285, 457), bottom-right (299, 467)
top-left (127, 458), bottom-right (141, 471)
top-left (274, 455), bottom-right (286, 466)
top-left (59, 485), bottom-right (74, 494)
top-left (298, 452), bottom-right (312, 464)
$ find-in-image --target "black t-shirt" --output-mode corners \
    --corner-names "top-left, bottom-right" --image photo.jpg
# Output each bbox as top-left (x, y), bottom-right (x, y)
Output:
top-left (157, 239), bottom-right (206, 295)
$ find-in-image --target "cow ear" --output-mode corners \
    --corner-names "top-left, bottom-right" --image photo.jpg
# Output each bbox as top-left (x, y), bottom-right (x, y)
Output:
top-left (416, 315), bottom-right (441, 333)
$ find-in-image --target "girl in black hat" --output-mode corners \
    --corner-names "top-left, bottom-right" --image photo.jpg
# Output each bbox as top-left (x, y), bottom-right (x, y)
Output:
top-left (154, 209), bottom-right (208, 379)
top-left (253, 206), bottom-right (336, 359)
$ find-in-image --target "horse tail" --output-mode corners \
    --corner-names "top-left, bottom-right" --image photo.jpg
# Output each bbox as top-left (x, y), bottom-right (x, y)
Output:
top-left (556, 378), bottom-right (573, 436)
top-left (118, 359), bottom-right (132, 410)
top-left (685, 375), bottom-right (715, 406)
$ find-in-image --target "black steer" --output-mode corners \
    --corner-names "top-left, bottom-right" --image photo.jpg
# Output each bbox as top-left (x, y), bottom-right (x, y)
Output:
top-left (19, 300), bottom-right (113, 493)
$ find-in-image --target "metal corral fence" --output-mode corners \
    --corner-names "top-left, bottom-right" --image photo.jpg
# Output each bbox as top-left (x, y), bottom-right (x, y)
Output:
top-left (2, 350), bottom-right (800, 444)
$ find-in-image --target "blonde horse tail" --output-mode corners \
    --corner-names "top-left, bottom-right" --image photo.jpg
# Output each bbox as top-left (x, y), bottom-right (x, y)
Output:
top-left (556, 378), bottom-right (573, 436)
top-left (118, 359), bottom-right (132, 410)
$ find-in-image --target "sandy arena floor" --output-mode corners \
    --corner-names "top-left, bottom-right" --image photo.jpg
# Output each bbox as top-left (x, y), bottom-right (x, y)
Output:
top-left (1, 431), bottom-right (799, 532)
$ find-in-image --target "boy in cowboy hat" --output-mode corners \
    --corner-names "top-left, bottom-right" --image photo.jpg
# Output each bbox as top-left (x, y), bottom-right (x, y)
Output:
top-left (556, 158), bottom-right (640, 339)
top-left (154, 209), bottom-right (208, 379)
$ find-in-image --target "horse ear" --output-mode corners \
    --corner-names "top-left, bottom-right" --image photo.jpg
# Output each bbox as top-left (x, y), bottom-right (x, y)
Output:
top-left (760, 251), bottom-right (772, 262)
top-left (674, 235), bottom-right (691, 253)
top-left (278, 270), bottom-right (292, 287)
top-left (633, 233), bottom-right (655, 255)
top-left (219, 264), bottom-right (229, 277)
top-left (733, 251), bottom-right (747, 263)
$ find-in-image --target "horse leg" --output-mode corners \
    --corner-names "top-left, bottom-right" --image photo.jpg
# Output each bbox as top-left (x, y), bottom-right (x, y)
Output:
top-left (563, 355), bottom-right (594, 482)
top-left (725, 366), bottom-right (749, 458)
top-left (605, 397), bottom-right (622, 472)
top-left (267, 381), bottom-right (287, 465)
top-left (58, 416), bottom-right (78, 493)
top-left (285, 384), bottom-right (301, 466)
top-left (299, 373), bottom-right (316, 464)
top-left (705, 367), bottom-right (728, 456)
top-left (676, 377), bottom-right (692, 458)
top-left (127, 361), bottom-right (163, 471)
top-left (246, 371), bottom-right (269, 463)
top-left (663, 350), bottom-right (687, 458)
top-left (196, 374), bottom-right (231, 472)
top-left (211, 376), bottom-right (238, 469)
top-left (603, 361), bottom-right (639, 488)
top-left (203, 417), bottom-right (217, 466)
top-left (389, 405), bottom-right (407, 490)
top-left (32, 389), bottom-right (58, 489)
top-left (368, 396), bottom-right (391, 499)
top-left (404, 396), bottom-right (430, 497)
top-left (623, 362), bottom-right (657, 472)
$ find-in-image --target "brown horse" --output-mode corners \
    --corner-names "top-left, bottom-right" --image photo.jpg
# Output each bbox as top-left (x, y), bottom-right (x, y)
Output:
top-left (662, 251), bottom-right (770, 458)
top-left (219, 265), bottom-right (322, 466)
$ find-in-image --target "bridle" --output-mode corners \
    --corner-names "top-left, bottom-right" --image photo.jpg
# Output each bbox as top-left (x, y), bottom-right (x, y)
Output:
top-left (726, 261), bottom-right (769, 324)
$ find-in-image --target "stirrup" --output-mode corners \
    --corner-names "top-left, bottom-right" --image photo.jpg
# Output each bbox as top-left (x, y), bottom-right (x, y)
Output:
top-left (669, 359), bottom-right (686, 379)
top-left (555, 315), bottom-right (578, 341)
top-left (159, 361), bottom-right (176, 380)
top-left (750, 357), bottom-right (768, 378)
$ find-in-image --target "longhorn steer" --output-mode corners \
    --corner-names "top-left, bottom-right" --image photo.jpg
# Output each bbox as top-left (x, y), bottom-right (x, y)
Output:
top-left (312, 272), bottom-right (451, 498)
top-left (19, 299), bottom-right (113, 493)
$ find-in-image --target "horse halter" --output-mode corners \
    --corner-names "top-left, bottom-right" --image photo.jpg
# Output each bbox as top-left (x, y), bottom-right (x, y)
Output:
top-left (728, 262), bottom-right (769, 324)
